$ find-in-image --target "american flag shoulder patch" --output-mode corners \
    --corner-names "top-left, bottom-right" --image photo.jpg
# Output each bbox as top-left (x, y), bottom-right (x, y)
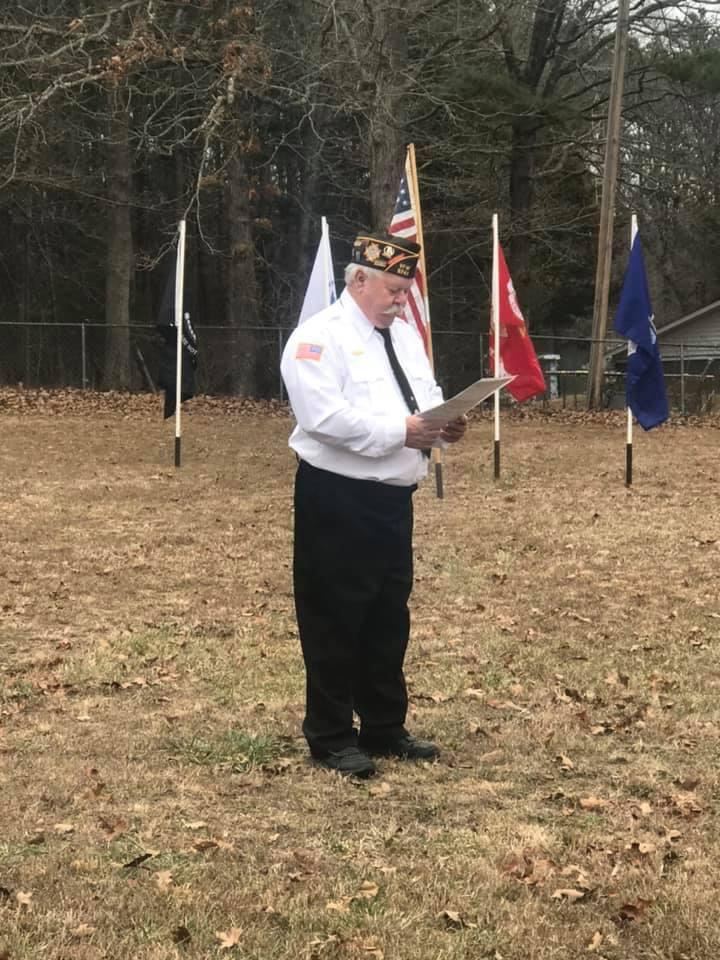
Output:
top-left (296, 342), bottom-right (324, 361)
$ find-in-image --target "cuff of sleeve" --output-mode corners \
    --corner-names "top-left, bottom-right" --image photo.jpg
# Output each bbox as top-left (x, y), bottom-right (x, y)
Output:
top-left (384, 416), bottom-right (407, 452)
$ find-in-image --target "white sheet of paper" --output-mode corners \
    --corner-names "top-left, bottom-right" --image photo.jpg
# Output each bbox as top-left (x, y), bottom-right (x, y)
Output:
top-left (419, 376), bottom-right (514, 422)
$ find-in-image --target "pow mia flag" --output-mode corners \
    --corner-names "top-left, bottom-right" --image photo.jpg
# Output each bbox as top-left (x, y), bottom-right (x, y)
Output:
top-left (156, 256), bottom-right (198, 419)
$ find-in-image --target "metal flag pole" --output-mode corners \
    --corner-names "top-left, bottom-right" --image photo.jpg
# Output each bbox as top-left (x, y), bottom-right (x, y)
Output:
top-left (174, 219), bottom-right (187, 468)
top-left (492, 214), bottom-right (501, 479)
top-left (626, 214), bottom-right (637, 486)
top-left (406, 143), bottom-right (444, 499)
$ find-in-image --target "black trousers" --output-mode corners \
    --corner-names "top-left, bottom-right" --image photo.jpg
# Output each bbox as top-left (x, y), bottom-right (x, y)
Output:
top-left (293, 460), bottom-right (416, 753)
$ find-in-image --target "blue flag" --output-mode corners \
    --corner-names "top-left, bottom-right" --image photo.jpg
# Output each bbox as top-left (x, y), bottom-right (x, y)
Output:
top-left (613, 235), bottom-right (668, 430)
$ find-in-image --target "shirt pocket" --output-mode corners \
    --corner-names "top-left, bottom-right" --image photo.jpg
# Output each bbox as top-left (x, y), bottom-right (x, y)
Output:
top-left (346, 359), bottom-right (395, 415)
top-left (403, 358), bottom-right (435, 410)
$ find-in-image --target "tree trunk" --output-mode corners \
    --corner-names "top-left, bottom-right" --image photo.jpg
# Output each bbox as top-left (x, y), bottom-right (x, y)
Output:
top-left (369, 116), bottom-right (405, 232)
top-left (508, 117), bottom-right (538, 304)
top-left (296, 131), bottom-right (324, 304)
top-left (225, 149), bottom-right (258, 395)
top-left (368, 0), bottom-right (408, 230)
top-left (104, 87), bottom-right (133, 390)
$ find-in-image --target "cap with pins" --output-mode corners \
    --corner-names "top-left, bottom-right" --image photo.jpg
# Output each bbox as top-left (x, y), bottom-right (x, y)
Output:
top-left (351, 232), bottom-right (421, 279)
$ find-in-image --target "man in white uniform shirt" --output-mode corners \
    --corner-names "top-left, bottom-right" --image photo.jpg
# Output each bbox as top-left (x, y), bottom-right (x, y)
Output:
top-left (281, 232), bottom-right (467, 777)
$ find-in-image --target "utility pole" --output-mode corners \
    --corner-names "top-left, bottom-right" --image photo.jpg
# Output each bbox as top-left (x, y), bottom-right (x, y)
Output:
top-left (587, 0), bottom-right (631, 409)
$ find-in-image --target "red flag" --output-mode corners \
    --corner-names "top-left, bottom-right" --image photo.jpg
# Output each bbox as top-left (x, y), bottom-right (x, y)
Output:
top-left (490, 245), bottom-right (546, 402)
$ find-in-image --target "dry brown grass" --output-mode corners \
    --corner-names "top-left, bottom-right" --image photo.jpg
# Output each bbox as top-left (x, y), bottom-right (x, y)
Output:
top-left (1, 389), bottom-right (720, 960)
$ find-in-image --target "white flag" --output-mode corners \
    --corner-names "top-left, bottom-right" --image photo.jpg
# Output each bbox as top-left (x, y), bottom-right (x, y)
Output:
top-left (298, 217), bottom-right (336, 325)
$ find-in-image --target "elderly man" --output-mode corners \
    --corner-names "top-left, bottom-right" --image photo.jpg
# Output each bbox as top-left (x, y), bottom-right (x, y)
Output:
top-left (281, 232), bottom-right (467, 778)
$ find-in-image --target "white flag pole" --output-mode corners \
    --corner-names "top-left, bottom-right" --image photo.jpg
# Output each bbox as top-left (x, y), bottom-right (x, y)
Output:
top-left (174, 218), bottom-right (187, 468)
top-left (321, 216), bottom-right (330, 302)
top-left (298, 218), bottom-right (336, 325)
top-left (626, 214), bottom-right (638, 486)
top-left (492, 214), bottom-right (501, 479)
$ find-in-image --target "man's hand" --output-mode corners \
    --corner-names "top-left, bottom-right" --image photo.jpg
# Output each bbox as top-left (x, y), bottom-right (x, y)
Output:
top-left (440, 415), bottom-right (467, 443)
top-left (405, 415), bottom-right (443, 450)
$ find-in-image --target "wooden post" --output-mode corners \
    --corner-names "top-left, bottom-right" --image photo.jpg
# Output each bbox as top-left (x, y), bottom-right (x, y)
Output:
top-left (587, 0), bottom-right (631, 409)
top-left (405, 143), bottom-right (444, 499)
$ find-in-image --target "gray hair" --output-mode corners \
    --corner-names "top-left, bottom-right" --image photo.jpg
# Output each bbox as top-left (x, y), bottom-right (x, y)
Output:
top-left (344, 262), bottom-right (384, 286)
top-left (344, 262), bottom-right (364, 286)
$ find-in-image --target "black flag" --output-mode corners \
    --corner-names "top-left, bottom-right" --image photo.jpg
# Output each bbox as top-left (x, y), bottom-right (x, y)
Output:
top-left (156, 257), bottom-right (198, 419)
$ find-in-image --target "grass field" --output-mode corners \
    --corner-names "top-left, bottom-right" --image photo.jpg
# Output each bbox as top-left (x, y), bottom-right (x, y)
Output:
top-left (1, 389), bottom-right (720, 960)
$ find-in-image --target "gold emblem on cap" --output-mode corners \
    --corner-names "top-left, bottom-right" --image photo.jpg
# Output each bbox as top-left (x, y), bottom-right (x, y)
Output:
top-left (365, 242), bottom-right (382, 263)
top-left (383, 245), bottom-right (395, 258)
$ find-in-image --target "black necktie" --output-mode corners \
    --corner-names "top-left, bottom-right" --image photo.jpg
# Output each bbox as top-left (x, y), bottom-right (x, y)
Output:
top-left (377, 327), bottom-right (419, 414)
top-left (377, 327), bottom-right (430, 458)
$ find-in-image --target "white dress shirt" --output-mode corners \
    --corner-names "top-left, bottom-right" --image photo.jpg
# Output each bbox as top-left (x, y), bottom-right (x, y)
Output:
top-left (281, 290), bottom-right (443, 486)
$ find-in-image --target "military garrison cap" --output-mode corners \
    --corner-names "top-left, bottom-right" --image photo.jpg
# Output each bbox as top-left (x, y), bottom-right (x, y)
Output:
top-left (351, 232), bottom-right (421, 278)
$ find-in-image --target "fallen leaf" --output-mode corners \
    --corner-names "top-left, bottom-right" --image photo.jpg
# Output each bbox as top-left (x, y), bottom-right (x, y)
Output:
top-left (486, 698), bottom-right (525, 712)
top-left (672, 793), bottom-right (703, 817)
top-left (154, 870), bottom-right (173, 891)
top-left (355, 880), bottom-right (379, 900)
top-left (587, 931), bottom-right (603, 952)
top-left (604, 671), bottom-right (629, 686)
top-left (309, 934), bottom-right (340, 955)
top-left (357, 936), bottom-right (384, 958)
top-left (524, 858), bottom-right (556, 886)
top-left (193, 838), bottom-right (220, 851)
top-left (551, 888), bottom-right (587, 902)
top-left (53, 823), bottom-right (75, 835)
top-left (87, 778), bottom-right (106, 798)
top-left (368, 781), bottom-right (391, 799)
top-left (558, 865), bottom-right (591, 889)
top-left (16, 891), bottom-right (32, 908)
top-left (98, 816), bottom-right (127, 840)
top-left (616, 897), bottom-right (652, 923)
top-left (122, 852), bottom-right (153, 869)
top-left (265, 757), bottom-right (293, 774)
top-left (579, 796), bottom-right (609, 811)
top-left (468, 722), bottom-right (490, 736)
top-left (216, 927), bottom-right (243, 949)
top-left (556, 755), bottom-right (574, 771)
top-left (70, 924), bottom-right (95, 938)
top-left (183, 820), bottom-right (208, 830)
top-left (626, 840), bottom-right (656, 856)
top-left (326, 896), bottom-right (353, 914)
top-left (438, 909), bottom-right (464, 928)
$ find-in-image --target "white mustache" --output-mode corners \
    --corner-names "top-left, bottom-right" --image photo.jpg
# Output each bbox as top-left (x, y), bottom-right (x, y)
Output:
top-left (382, 306), bottom-right (403, 316)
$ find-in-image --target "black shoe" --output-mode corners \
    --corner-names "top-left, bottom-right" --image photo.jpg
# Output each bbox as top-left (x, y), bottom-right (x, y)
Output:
top-left (311, 746), bottom-right (377, 778)
top-left (358, 733), bottom-right (440, 761)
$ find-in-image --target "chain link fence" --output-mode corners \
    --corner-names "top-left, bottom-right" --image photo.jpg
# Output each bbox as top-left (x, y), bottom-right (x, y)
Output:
top-left (2, 321), bottom-right (719, 415)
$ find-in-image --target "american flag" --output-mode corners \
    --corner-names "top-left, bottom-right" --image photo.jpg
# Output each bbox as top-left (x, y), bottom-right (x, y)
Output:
top-left (389, 174), bottom-right (430, 357)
